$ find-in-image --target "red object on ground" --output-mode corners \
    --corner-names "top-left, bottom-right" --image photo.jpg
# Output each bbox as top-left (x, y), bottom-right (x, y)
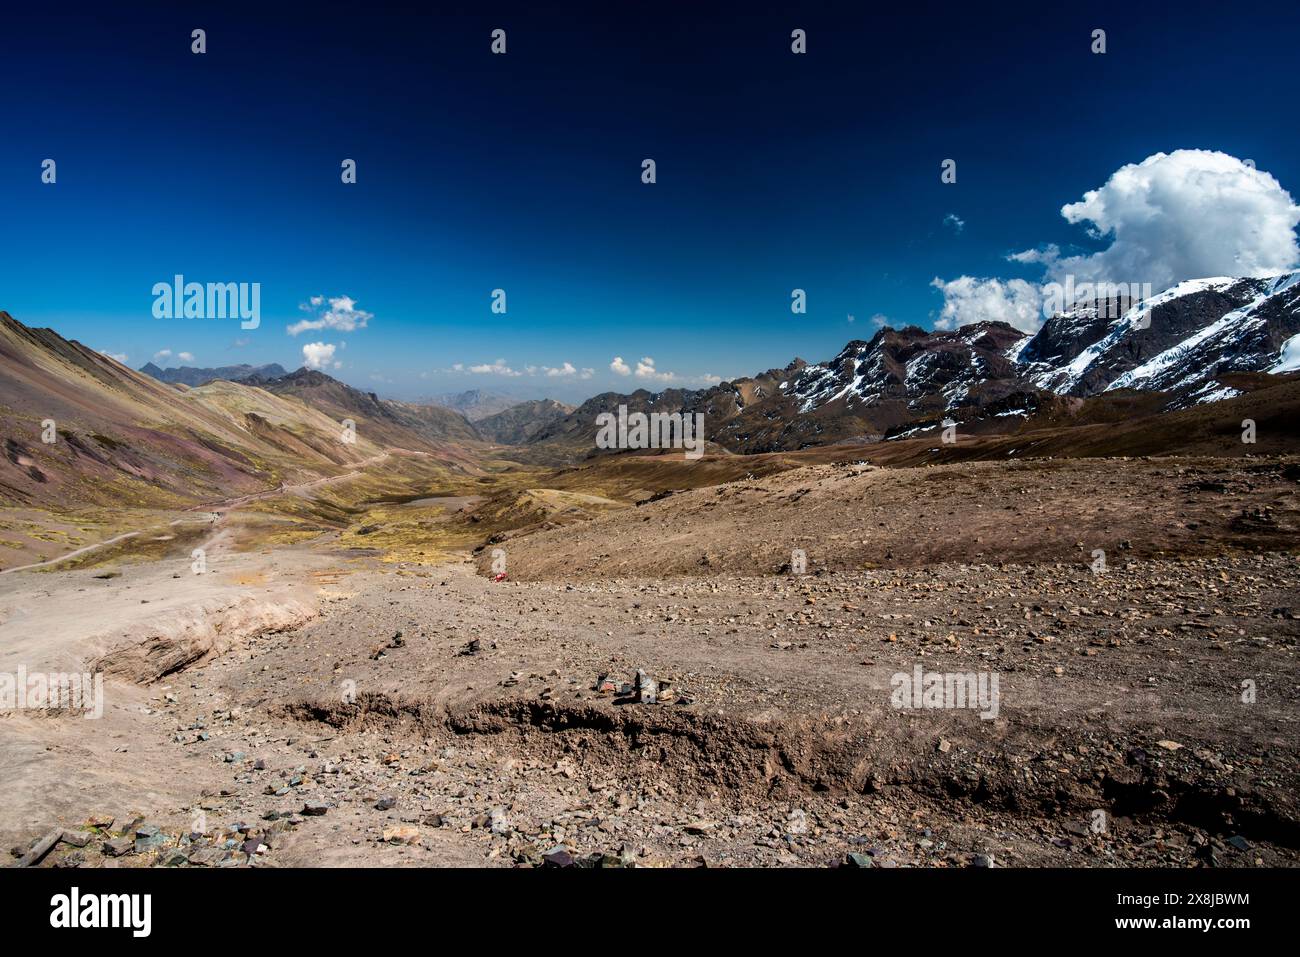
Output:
top-left (493, 573), bottom-right (508, 582)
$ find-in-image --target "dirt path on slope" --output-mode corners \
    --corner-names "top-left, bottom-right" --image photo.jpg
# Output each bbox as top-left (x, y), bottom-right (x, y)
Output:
top-left (0, 449), bottom-right (428, 576)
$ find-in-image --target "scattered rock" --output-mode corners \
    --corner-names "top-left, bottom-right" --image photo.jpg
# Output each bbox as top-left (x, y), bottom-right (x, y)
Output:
top-left (14, 829), bottom-right (61, 868)
top-left (102, 836), bottom-right (135, 857)
top-left (636, 669), bottom-right (657, 704)
top-left (134, 825), bottom-right (169, 854)
top-left (59, 829), bottom-right (93, 849)
top-left (382, 826), bottom-right (421, 845)
top-left (542, 846), bottom-right (575, 868)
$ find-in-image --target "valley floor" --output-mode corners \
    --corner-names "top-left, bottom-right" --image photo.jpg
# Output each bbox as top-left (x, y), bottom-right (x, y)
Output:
top-left (1, 454), bottom-right (1297, 868)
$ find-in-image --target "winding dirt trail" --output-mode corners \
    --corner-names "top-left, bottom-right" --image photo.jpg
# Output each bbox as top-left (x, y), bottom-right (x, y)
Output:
top-left (0, 516), bottom-right (219, 576)
top-left (0, 448), bottom-right (426, 576)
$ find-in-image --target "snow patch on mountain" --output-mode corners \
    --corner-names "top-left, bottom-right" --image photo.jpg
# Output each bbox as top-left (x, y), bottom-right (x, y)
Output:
top-left (1273, 333), bottom-right (1300, 373)
top-left (1034, 278), bottom-right (1238, 393)
top-left (1005, 333), bottom-right (1035, 363)
top-left (1107, 272), bottom-right (1300, 395)
top-left (735, 271), bottom-right (1299, 450)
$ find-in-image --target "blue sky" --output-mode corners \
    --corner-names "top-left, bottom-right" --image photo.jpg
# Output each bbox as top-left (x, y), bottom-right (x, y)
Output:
top-left (2, 1), bottom-right (1298, 402)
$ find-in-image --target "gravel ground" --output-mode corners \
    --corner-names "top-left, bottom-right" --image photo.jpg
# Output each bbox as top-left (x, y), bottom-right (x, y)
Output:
top-left (5, 455), bottom-right (1298, 869)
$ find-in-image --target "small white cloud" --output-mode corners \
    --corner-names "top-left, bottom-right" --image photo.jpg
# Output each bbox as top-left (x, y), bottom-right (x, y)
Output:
top-left (150, 349), bottom-right (195, 365)
top-left (544, 362), bottom-right (578, 377)
top-left (635, 356), bottom-right (676, 383)
top-left (302, 341), bottom-right (338, 370)
top-left (944, 213), bottom-right (965, 234)
top-left (579, 367), bottom-right (594, 380)
top-left (99, 349), bottom-right (128, 363)
top-left (870, 313), bottom-right (889, 328)
top-left (610, 356), bottom-right (631, 376)
top-left (1007, 244), bottom-right (1060, 266)
top-left (468, 358), bottom-right (522, 377)
top-left (289, 295), bottom-right (373, 336)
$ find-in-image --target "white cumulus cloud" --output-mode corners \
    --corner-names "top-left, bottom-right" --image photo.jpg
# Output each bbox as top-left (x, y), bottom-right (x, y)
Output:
top-left (302, 342), bottom-right (340, 370)
top-left (1035, 149), bottom-right (1300, 292)
top-left (610, 356), bottom-right (631, 376)
top-left (930, 276), bottom-right (1043, 333)
top-left (932, 150), bottom-right (1300, 331)
top-left (289, 295), bottom-right (373, 336)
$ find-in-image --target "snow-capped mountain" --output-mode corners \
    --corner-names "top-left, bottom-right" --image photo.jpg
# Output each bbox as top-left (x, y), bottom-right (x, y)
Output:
top-left (788, 322), bottom-right (1027, 417)
top-left (1016, 272), bottom-right (1300, 403)
top-left (777, 271), bottom-right (1300, 423)
top-left (523, 272), bottom-right (1300, 455)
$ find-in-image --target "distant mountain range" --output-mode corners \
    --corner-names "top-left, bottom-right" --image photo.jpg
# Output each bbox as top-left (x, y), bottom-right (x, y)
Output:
top-left (138, 361), bottom-right (287, 386)
top-left (424, 389), bottom-right (522, 421)
top-left (0, 313), bottom-right (393, 509)
top-left (138, 364), bottom-right (574, 448)
top-left (240, 368), bottom-right (482, 447)
top-left (474, 398), bottom-right (576, 444)
top-left (138, 363), bottom-right (514, 446)
top-left (0, 313), bottom-right (598, 514)
top-left (523, 272), bottom-right (1300, 454)
top-left (3, 272), bottom-right (1298, 506)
